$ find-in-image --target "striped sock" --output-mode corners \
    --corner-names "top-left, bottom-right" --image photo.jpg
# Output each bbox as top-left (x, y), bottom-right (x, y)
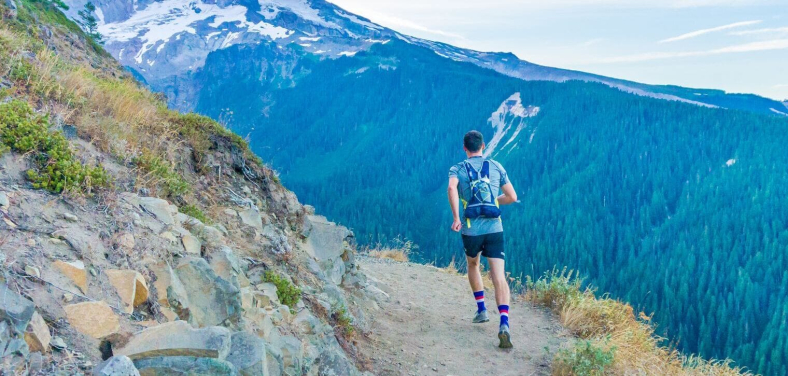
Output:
top-left (474, 291), bottom-right (486, 312)
top-left (499, 305), bottom-right (509, 328)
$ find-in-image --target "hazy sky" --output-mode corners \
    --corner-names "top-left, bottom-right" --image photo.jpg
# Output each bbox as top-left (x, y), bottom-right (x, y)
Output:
top-left (328, 0), bottom-right (788, 100)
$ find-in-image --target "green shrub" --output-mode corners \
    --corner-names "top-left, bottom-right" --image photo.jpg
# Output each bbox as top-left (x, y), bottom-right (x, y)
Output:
top-left (0, 100), bottom-right (109, 193)
top-left (179, 204), bottom-right (211, 224)
top-left (332, 305), bottom-right (355, 337)
top-left (262, 271), bottom-right (301, 309)
top-left (556, 340), bottom-right (616, 376)
top-left (132, 150), bottom-right (190, 197)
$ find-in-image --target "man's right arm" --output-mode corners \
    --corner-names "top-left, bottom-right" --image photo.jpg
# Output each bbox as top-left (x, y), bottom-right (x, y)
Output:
top-left (448, 176), bottom-right (462, 232)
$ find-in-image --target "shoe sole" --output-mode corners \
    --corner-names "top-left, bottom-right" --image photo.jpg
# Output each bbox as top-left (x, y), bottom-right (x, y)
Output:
top-left (498, 331), bottom-right (513, 349)
top-left (472, 318), bottom-right (489, 324)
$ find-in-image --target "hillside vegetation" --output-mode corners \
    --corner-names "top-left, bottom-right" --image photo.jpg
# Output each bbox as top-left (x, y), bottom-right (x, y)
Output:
top-left (212, 38), bottom-right (788, 374)
top-left (0, 1), bottom-right (378, 375)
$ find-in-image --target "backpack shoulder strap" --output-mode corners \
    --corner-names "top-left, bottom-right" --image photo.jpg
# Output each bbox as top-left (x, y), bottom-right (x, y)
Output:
top-left (463, 161), bottom-right (478, 181)
top-left (480, 160), bottom-right (490, 179)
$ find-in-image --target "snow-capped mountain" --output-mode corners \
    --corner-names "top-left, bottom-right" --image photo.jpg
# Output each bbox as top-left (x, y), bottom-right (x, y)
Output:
top-left (63, 0), bottom-right (785, 115)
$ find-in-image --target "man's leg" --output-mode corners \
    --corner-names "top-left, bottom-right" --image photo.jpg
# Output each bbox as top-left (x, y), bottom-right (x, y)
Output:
top-left (466, 254), bottom-right (484, 293)
top-left (485, 232), bottom-right (513, 348)
top-left (463, 235), bottom-right (489, 323)
top-left (488, 258), bottom-right (511, 315)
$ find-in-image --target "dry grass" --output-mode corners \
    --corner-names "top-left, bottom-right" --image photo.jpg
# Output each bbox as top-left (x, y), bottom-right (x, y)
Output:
top-left (527, 268), bottom-right (753, 376)
top-left (363, 239), bottom-right (413, 262)
top-left (0, 7), bottom-right (256, 199)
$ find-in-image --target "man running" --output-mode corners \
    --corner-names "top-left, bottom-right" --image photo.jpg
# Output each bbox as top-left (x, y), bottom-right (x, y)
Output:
top-left (448, 130), bottom-right (518, 349)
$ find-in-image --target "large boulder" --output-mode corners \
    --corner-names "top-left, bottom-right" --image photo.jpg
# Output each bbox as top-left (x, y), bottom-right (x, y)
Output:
top-left (226, 331), bottom-right (268, 376)
top-left (0, 284), bottom-right (35, 332)
top-left (115, 321), bottom-right (231, 361)
top-left (317, 350), bottom-right (359, 376)
top-left (169, 258), bottom-right (242, 328)
top-left (64, 301), bottom-right (120, 339)
top-left (105, 270), bottom-right (149, 314)
top-left (138, 197), bottom-right (176, 225)
top-left (132, 356), bottom-right (237, 375)
top-left (301, 215), bottom-right (353, 285)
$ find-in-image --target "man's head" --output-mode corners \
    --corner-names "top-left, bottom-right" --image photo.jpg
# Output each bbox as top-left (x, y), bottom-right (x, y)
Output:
top-left (463, 130), bottom-right (485, 156)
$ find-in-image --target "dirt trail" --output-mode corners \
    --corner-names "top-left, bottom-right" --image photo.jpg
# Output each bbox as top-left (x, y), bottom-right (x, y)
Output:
top-left (357, 257), bottom-right (569, 376)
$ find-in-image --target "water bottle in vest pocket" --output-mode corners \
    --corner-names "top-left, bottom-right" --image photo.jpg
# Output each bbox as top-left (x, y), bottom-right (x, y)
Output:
top-left (462, 160), bottom-right (501, 220)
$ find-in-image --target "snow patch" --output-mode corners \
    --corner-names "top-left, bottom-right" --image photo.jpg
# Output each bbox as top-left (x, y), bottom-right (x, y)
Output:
top-left (220, 32), bottom-right (241, 49)
top-left (206, 31), bottom-right (222, 40)
top-left (299, 43), bottom-right (312, 47)
top-left (258, 0), bottom-right (339, 29)
top-left (338, 51), bottom-right (358, 57)
top-left (97, 0), bottom-right (291, 63)
top-left (299, 36), bottom-right (321, 41)
top-left (726, 159), bottom-right (737, 167)
top-left (770, 108), bottom-right (788, 116)
top-left (334, 9), bottom-right (382, 30)
top-left (484, 93), bottom-right (540, 157)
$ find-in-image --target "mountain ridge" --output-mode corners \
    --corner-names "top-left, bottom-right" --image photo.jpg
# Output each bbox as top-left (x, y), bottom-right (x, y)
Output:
top-left (63, 0), bottom-right (787, 115)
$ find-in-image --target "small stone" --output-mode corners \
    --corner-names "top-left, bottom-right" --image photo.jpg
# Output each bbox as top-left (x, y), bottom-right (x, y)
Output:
top-left (24, 311), bottom-right (51, 352)
top-left (0, 192), bottom-right (9, 209)
top-left (114, 233), bottom-right (136, 253)
top-left (64, 301), bottom-right (120, 339)
top-left (105, 270), bottom-right (149, 314)
top-left (51, 336), bottom-right (67, 350)
top-left (26, 238), bottom-right (36, 247)
top-left (62, 213), bottom-right (78, 222)
top-left (63, 293), bottom-right (74, 303)
top-left (53, 260), bottom-right (88, 293)
top-left (24, 265), bottom-right (40, 278)
top-left (93, 355), bottom-right (140, 376)
top-left (159, 231), bottom-right (178, 244)
top-left (29, 351), bottom-right (43, 373)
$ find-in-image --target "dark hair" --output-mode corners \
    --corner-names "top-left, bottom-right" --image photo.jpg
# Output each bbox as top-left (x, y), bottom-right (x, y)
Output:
top-left (463, 131), bottom-right (484, 152)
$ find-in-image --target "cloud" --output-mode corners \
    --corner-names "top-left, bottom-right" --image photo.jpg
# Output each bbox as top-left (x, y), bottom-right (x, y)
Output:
top-left (729, 26), bottom-right (788, 36)
top-left (598, 38), bottom-right (788, 63)
top-left (659, 20), bottom-right (762, 43)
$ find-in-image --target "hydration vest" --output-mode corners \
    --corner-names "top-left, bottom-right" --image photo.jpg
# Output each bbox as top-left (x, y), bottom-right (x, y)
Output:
top-left (461, 160), bottom-right (501, 226)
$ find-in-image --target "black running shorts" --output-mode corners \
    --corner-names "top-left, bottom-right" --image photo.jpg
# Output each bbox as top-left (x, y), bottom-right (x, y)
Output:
top-left (462, 232), bottom-right (505, 260)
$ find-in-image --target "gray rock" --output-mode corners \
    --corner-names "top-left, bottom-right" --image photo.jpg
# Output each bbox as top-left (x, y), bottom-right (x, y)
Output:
top-left (317, 351), bottom-right (358, 376)
top-left (0, 192), bottom-right (9, 209)
top-left (0, 284), bottom-right (36, 332)
top-left (302, 215), bottom-right (352, 262)
top-left (238, 207), bottom-right (263, 232)
top-left (0, 320), bottom-right (28, 358)
top-left (139, 197), bottom-right (176, 225)
top-left (116, 321), bottom-right (232, 360)
top-left (62, 212), bottom-right (79, 222)
top-left (226, 331), bottom-right (268, 376)
top-left (171, 258), bottom-right (242, 328)
top-left (93, 356), bottom-right (140, 376)
top-left (133, 356), bottom-right (237, 375)
top-left (292, 311), bottom-right (321, 335)
top-left (28, 351), bottom-right (43, 373)
top-left (50, 336), bottom-right (66, 350)
top-left (275, 335), bottom-right (303, 376)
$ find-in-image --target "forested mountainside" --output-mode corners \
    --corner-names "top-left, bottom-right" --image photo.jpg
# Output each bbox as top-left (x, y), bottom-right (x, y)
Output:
top-left (201, 41), bottom-right (788, 375)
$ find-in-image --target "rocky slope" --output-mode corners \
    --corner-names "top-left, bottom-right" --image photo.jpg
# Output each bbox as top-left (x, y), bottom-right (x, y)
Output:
top-left (0, 1), bottom-right (387, 374)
